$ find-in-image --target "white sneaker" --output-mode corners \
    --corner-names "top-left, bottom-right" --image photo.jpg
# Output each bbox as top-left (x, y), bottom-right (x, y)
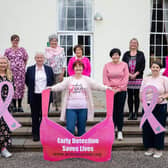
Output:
top-left (153, 151), bottom-right (162, 158)
top-left (1, 148), bottom-right (12, 158)
top-left (144, 148), bottom-right (154, 156)
top-left (117, 131), bottom-right (123, 141)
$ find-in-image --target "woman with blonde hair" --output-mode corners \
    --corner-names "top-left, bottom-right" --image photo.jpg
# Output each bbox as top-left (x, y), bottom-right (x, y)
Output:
top-left (0, 56), bottom-right (13, 158)
top-left (122, 38), bottom-right (145, 120)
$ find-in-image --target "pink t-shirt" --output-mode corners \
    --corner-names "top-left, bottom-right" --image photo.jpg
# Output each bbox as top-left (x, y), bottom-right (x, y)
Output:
top-left (103, 61), bottom-right (129, 91)
top-left (140, 75), bottom-right (168, 104)
top-left (67, 77), bottom-right (87, 109)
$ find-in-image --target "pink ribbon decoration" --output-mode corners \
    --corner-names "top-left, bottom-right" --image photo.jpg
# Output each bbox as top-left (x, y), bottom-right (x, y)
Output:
top-left (140, 85), bottom-right (166, 134)
top-left (0, 81), bottom-right (21, 131)
top-left (40, 89), bottom-right (115, 162)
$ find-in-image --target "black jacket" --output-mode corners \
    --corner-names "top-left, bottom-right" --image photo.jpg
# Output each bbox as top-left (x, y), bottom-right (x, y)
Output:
top-left (25, 64), bottom-right (54, 104)
top-left (122, 50), bottom-right (145, 79)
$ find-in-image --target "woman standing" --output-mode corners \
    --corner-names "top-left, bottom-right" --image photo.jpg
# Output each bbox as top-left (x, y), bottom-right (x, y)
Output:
top-left (50, 60), bottom-right (111, 136)
top-left (68, 45), bottom-right (91, 77)
top-left (140, 61), bottom-right (168, 158)
top-left (103, 48), bottom-right (129, 140)
top-left (45, 34), bottom-right (66, 111)
top-left (4, 34), bottom-right (28, 112)
top-left (0, 56), bottom-right (13, 158)
top-left (122, 38), bottom-right (145, 120)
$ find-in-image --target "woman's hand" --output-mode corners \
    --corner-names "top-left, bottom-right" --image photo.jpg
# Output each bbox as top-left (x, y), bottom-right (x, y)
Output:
top-left (46, 86), bottom-right (52, 90)
top-left (158, 96), bottom-right (165, 104)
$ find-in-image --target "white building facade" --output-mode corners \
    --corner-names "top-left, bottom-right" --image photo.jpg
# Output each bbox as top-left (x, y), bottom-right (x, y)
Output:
top-left (0, 0), bottom-right (160, 82)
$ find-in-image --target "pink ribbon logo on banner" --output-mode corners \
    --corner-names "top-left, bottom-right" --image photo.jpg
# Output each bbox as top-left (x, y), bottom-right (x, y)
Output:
top-left (0, 81), bottom-right (21, 131)
top-left (140, 85), bottom-right (165, 134)
top-left (40, 89), bottom-right (115, 162)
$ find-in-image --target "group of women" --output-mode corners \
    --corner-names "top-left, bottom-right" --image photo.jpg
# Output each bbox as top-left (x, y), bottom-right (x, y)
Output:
top-left (0, 34), bottom-right (167, 159)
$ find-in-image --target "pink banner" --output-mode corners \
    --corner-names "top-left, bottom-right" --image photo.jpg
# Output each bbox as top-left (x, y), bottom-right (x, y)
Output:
top-left (0, 81), bottom-right (21, 131)
top-left (140, 85), bottom-right (165, 134)
top-left (40, 89), bottom-right (115, 162)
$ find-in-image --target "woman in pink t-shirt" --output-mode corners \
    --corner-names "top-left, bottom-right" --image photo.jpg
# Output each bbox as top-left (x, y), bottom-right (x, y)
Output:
top-left (68, 45), bottom-right (91, 77)
top-left (103, 48), bottom-right (129, 141)
top-left (50, 60), bottom-right (111, 136)
top-left (140, 61), bottom-right (168, 158)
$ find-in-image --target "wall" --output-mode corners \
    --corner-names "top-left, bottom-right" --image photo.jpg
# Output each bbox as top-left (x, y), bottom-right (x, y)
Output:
top-left (0, 0), bottom-right (150, 81)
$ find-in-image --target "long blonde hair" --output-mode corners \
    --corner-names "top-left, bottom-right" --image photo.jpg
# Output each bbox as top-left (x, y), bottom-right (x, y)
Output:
top-left (0, 56), bottom-right (13, 81)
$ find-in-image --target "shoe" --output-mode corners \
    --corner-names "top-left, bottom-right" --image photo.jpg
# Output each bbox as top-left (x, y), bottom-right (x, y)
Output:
top-left (144, 148), bottom-right (154, 156)
top-left (33, 136), bottom-right (40, 142)
top-left (128, 112), bottom-right (133, 120)
top-left (13, 107), bottom-right (17, 113)
top-left (133, 112), bottom-right (138, 120)
top-left (117, 131), bottom-right (123, 141)
top-left (153, 151), bottom-right (162, 158)
top-left (18, 107), bottom-right (24, 112)
top-left (1, 148), bottom-right (12, 158)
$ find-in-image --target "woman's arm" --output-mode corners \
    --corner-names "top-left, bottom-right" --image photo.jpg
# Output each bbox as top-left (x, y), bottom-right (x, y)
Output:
top-left (103, 64), bottom-right (110, 86)
top-left (51, 78), bottom-right (69, 92)
top-left (67, 57), bottom-right (74, 76)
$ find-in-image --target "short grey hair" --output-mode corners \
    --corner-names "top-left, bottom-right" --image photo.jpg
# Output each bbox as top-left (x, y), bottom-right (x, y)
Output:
top-left (48, 34), bottom-right (58, 42)
top-left (34, 52), bottom-right (45, 58)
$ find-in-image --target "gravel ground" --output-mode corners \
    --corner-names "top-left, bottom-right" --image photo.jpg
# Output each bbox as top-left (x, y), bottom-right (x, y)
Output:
top-left (0, 151), bottom-right (168, 168)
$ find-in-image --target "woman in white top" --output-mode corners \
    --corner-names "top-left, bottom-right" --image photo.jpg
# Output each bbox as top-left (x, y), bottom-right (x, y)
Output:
top-left (50, 60), bottom-right (112, 136)
top-left (140, 61), bottom-right (168, 158)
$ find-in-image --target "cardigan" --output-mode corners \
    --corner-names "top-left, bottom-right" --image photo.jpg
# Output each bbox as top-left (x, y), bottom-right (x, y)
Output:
top-left (122, 50), bottom-right (145, 79)
top-left (51, 76), bottom-right (108, 121)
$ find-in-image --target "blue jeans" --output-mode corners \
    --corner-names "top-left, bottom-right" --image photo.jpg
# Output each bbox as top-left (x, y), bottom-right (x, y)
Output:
top-left (66, 109), bottom-right (88, 136)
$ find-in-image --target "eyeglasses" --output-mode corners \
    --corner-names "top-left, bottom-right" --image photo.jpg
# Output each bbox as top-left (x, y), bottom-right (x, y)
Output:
top-left (13, 39), bottom-right (19, 42)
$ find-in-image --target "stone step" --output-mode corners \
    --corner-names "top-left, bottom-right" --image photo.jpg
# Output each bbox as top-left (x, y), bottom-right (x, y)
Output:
top-left (11, 137), bottom-right (168, 152)
top-left (11, 126), bottom-right (168, 138)
top-left (15, 117), bottom-right (168, 126)
top-left (13, 111), bottom-right (168, 118)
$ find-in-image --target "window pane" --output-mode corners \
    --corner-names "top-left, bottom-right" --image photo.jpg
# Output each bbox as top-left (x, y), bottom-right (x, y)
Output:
top-left (67, 46), bottom-right (73, 56)
top-left (157, 21), bottom-right (163, 32)
top-left (156, 34), bottom-right (162, 44)
top-left (152, 9), bottom-right (156, 20)
top-left (67, 36), bottom-right (73, 45)
top-left (151, 22), bottom-right (156, 32)
top-left (85, 46), bottom-right (90, 56)
top-left (60, 36), bottom-right (66, 45)
top-left (156, 45), bottom-right (161, 56)
top-left (67, 19), bottom-right (75, 30)
top-left (163, 33), bottom-right (168, 45)
top-left (163, 46), bottom-right (168, 56)
top-left (76, 7), bottom-right (83, 18)
top-left (76, 19), bottom-right (83, 30)
top-left (68, 7), bottom-right (75, 18)
top-left (85, 36), bottom-right (90, 45)
top-left (68, 0), bottom-right (75, 6)
top-left (157, 9), bottom-right (163, 21)
top-left (78, 36), bottom-right (84, 45)
top-left (76, 0), bottom-right (83, 7)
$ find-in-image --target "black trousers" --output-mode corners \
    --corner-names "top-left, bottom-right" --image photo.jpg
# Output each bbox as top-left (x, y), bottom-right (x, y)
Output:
top-left (113, 91), bottom-right (126, 131)
top-left (142, 104), bottom-right (167, 150)
top-left (127, 88), bottom-right (140, 113)
top-left (30, 93), bottom-right (42, 139)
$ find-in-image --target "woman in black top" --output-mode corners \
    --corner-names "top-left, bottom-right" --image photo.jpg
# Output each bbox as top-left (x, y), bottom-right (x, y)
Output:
top-left (122, 38), bottom-right (145, 120)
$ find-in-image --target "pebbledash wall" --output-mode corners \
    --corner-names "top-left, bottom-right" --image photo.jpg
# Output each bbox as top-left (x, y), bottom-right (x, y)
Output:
top-left (0, 0), bottom-right (150, 82)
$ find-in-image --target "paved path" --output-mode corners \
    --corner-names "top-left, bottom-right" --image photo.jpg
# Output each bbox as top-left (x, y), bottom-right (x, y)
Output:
top-left (0, 151), bottom-right (168, 168)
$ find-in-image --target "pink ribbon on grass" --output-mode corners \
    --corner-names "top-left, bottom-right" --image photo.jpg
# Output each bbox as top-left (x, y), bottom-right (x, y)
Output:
top-left (140, 85), bottom-right (165, 134)
top-left (0, 81), bottom-right (21, 131)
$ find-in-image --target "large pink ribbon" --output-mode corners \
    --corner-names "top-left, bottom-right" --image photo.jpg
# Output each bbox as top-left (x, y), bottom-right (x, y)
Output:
top-left (0, 81), bottom-right (21, 131)
top-left (140, 85), bottom-right (165, 134)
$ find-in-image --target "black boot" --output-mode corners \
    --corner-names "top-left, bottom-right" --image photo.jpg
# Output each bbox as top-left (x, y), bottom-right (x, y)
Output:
top-left (128, 112), bottom-right (133, 120)
top-left (133, 111), bottom-right (138, 120)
